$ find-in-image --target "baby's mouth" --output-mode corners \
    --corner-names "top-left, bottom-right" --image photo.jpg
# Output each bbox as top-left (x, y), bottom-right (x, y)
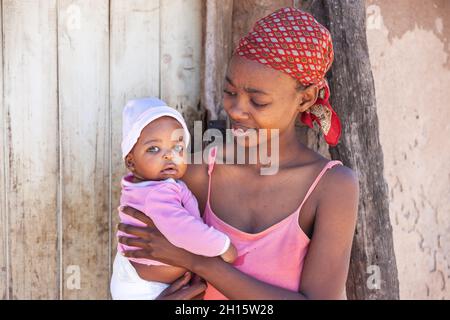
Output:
top-left (160, 164), bottom-right (178, 175)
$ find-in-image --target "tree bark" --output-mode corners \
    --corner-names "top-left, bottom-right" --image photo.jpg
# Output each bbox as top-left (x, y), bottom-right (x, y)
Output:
top-left (300, 0), bottom-right (400, 299)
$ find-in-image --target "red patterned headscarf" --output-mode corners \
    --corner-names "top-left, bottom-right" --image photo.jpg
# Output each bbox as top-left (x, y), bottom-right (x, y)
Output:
top-left (234, 7), bottom-right (341, 146)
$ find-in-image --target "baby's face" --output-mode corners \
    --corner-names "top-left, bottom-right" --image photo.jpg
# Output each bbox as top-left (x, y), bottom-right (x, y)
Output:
top-left (127, 116), bottom-right (187, 181)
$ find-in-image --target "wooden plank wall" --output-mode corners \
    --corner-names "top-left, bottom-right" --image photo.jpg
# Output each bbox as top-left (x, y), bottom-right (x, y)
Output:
top-left (0, 0), bottom-right (203, 299)
top-left (0, 0), bottom-right (6, 300)
top-left (109, 0), bottom-right (161, 280)
top-left (3, 0), bottom-right (59, 299)
top-left (58, 0), bottom-right (110, 299)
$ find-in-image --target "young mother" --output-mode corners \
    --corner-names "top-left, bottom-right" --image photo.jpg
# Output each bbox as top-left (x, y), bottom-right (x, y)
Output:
top-left (118, 7), bottom-right (359, 300)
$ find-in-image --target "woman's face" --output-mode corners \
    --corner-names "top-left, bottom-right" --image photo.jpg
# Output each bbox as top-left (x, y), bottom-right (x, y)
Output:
top-left (223, 55), bottom-right (313, 147)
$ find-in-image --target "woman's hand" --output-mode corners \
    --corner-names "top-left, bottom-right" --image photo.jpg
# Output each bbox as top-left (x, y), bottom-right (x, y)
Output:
top-left (117, 206), bottom-right (198, 269)
top-left (156, 272), bottom-right (206, 300)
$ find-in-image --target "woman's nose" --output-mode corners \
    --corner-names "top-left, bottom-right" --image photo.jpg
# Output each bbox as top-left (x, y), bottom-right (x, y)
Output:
top-left (227, 99), bottom-right (250, 121)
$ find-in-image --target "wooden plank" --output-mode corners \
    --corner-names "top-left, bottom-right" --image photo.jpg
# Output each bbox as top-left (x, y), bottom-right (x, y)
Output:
top-left (231, 0), bottom-right (292, 48)
top-left (109, 0), bottom-right (161, 285)
top-left (58, 0), bottom-right (110, 299)
top-left (0, 0), bottom-right (7, 300)
top-left (3, 0), bottom-right (59, 299)
top-left (203, 0), bottom-right (234, 121)
top-left (160, 0), bottom-right (204, 130)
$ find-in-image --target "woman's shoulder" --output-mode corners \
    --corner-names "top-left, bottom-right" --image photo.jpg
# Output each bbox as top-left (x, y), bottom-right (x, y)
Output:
top-left (301, 146), bottom-right (357, 183)
top-left (300, 147), bottom-right (359, 206)
top-left (322, 162), bottom-right (358, 191)
top-left (315, 160), bottom-right (359, 222)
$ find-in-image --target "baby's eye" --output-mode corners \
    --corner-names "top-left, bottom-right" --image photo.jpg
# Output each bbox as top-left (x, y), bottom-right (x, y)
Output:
top-left (147, 146), bottom-right (160, 153)
top-left (173, 144), bottom-right (184, 153)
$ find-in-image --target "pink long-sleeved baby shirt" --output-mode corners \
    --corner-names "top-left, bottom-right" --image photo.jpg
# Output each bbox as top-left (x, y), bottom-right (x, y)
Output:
top-left (117, 174), bottom-right (230, 266)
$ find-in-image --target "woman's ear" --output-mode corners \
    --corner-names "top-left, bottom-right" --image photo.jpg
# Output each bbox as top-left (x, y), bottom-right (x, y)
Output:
top-left (125, 154), bottom-right (135, 171)
top-left (297, 85), bottom-right (319, 113)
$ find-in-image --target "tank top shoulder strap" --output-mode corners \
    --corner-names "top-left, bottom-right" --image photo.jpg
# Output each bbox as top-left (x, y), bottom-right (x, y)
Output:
top-left (207, 146), bottom-right (218, 176)
top-left (297, 160), bottom-right (344, 212)
top-left (206, 146), bottom-right (219, 203)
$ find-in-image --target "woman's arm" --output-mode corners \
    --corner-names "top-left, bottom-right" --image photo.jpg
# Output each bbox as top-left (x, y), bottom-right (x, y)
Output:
top-left (119, 218), bottom-right (307, 300)
top-left (296, 165), bottom-right (359, 299)
top-left (118, 165), bottom-right (359, 300)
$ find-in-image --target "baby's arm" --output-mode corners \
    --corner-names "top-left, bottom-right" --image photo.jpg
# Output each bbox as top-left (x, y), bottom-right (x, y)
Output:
top-left (145, 183), bottom-right (236, 262)
top-left (179, 181), bottom-right (237, 263)
top-left (220, 243), bottom-right (238, 263)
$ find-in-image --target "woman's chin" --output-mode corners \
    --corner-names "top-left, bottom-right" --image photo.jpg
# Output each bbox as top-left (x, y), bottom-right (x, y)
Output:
top-left (232, 129), bottom-right (260, 148)
top-left (235, 138), bottom-right (259, 149)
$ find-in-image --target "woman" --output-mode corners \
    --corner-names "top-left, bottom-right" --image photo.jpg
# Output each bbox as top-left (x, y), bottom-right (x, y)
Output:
top-left (118, 7), bottom-right (359, 300)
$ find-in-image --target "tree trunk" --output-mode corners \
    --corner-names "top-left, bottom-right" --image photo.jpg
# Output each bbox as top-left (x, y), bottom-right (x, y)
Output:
top-left (299, 0), bottom-right (400, 299)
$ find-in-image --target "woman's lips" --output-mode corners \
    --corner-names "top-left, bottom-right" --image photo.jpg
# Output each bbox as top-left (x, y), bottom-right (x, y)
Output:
top-left (231, 128), bottom-right (251, 137)
top-left (231, 123), bottom-right (256, 137)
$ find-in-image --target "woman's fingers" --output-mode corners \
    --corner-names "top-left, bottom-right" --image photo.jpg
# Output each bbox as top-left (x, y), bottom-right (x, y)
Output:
top-left (117, 223), bottom-right (154, 240)
top-left (156, 272), bottom-right (192, 299)
top-left (120, 206), bottom-right (155, 227)
top-left (191, 291), bottom-right (206, 300)
top-left (122, 249), bottom-right (152, 259)
top-left (118, 236), bottom-right (149, 249)
top-left (191, 274), bottom-right (206, 285)
top-left (156, 272), bottom-right (207, 300)
top-left (176, 282), bottom-right (207, 300)
top-left (189, 274), bottom-right (207, 299)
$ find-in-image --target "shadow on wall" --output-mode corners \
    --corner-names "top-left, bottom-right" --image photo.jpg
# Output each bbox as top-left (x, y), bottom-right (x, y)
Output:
top-left (367, 0), bottom-right (450, 68)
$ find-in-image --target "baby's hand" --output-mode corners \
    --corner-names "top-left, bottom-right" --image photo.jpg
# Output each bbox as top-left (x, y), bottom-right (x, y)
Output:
top-left (220, 243), bottom-right (238, 263)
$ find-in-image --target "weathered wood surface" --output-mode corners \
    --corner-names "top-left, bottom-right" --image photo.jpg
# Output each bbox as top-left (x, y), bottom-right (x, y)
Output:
top-left (160, 0), bottom-right (204, 133)
top-left (0, 0), bottom-right (204, 299)
top-left (0, 1), bottom-right (6, 300)
top-left (109, 0), bottom-right (161, 286)
top-left (58, 0), bottom-right (110, 299)
top-left (3, 0), bottom-right (59, 299)
top-left (202, 0), bottom-right (234, 121)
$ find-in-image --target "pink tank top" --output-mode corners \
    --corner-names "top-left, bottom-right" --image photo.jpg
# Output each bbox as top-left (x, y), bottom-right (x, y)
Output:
top-left (203, 147), bottom-right (343, 300)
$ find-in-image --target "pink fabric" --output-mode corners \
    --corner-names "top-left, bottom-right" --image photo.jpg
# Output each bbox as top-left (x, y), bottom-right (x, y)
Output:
top-left (203, 147), bottom-right (343, 299)
top-left (117, 174), bottom-right (230, 266)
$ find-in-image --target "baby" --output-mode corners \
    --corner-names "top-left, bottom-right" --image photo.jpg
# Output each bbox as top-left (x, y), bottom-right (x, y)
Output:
top-left (110, 98), bottom-right (237, 300)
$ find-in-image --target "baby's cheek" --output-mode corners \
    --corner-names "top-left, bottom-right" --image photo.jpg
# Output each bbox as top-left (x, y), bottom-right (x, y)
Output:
top-left (177, 163), bottom-right (188, 178)
top-left (172, 153), bottom-right (186, 165)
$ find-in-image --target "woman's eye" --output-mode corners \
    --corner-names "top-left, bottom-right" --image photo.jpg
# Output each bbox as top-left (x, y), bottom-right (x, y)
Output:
top-left (147, 146), bottom-right (160, 153)
top-left (251, 100), bottom-right (269, 108)
top-left (173, 145), bottom-right (184, 153)
top-left (223, 89), bottom-right (237, 96)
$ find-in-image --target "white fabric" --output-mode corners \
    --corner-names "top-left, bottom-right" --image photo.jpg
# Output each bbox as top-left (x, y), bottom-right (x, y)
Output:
top-left (110, 252), bottom-right (170, 300)
top-left (121, 97), bottom-right (190, 159)
top-left (219, 236), bottom-right (231, 256)
top-left (121, 175), bottom-right (177, 188)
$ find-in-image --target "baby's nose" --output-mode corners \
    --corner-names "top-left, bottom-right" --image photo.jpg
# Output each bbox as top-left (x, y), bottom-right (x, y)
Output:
top-left (163, 150), bottom-right (173, 160)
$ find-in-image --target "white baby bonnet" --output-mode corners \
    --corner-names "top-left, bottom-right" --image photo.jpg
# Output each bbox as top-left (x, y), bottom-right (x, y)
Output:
top-left (121, 97), bottom-right (190, 159)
